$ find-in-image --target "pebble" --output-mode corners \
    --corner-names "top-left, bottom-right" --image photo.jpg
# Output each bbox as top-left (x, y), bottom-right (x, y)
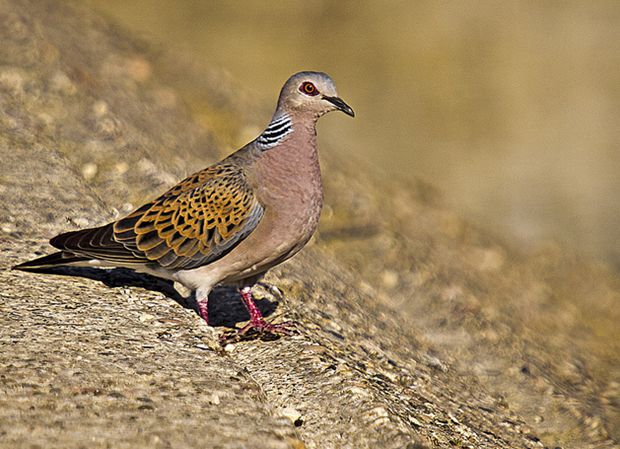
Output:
top-left (279, 407), bottom-right (302, 425)
top-left (381, 269), bottom-right (399, 288)
top-left (209, 393), bottom-right (221, 405)
top-left (125, 56), bottom-right (152, 82)
top-left (81, 162), bottom-right (98, 180)
top-left (1, 223), bottom-right (16, 234)
top-left (408, 415), bottom-right (423, 427)
top-left (138, 313), bottom-right (156, 323)
top-left (115, 162), bottom-right (129, 174)
top-left (92, 100), bottom-right (108, 118)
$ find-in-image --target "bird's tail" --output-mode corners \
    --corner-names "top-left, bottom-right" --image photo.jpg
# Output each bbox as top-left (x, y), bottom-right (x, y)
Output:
top-left (12, 251), bottom-right (91, 271)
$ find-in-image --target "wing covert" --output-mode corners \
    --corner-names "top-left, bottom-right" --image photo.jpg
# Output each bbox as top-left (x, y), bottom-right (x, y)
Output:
top-left (113, 163), bottom-right (263, 270)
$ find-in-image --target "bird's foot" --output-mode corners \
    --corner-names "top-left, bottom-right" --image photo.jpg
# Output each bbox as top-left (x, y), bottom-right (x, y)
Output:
top-left (239, 318), bottom-right (296, 336)
top-left (219, 319), bottom-right (297, 344)
top-left (218, 286), bottom-right (297, 343)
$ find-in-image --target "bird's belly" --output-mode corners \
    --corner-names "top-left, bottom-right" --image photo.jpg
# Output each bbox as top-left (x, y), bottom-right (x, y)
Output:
top-left (230, 201), bottom-right (321, 277)
top-left (218, 188), bottom-right (322, 279)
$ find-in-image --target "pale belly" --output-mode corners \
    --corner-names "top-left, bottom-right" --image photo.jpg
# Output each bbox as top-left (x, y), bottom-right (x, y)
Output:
top-left (221, 195), bottom-right (322, 284)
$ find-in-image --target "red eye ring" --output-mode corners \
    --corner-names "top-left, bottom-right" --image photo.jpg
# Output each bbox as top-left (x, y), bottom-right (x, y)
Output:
top-left (300, 81), bottom-right (319, 96)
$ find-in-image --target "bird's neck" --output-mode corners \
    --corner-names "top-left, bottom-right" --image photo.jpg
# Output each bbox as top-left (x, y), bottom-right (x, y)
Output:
top-left (252, 109), bottom-right (321, 202)
top-left (255, 109), bottom-right (317, 152)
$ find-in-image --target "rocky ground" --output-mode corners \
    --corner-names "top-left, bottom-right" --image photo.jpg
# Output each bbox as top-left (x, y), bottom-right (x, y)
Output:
top-left (0, 1), bottom-right (618, 448)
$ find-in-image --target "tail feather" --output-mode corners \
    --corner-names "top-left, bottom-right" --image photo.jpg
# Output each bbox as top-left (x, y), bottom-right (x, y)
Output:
top-left (12, 251), bottom-right (91, 271)
top-left (49, 224), bottom-right (149, 264)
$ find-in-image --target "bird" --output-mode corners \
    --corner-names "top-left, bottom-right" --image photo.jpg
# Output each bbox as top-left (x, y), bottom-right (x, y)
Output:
top-left (13, 71), bottom-right (354, 337)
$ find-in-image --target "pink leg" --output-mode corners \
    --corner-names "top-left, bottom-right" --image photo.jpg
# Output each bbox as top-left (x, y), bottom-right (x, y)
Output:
top-left (237, 286), bottom-right (294, 335)
top-left (197, 297), bottom-right (209, 324)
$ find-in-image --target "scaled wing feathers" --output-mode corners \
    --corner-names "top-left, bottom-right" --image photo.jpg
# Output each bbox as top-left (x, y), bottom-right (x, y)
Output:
top-left (52, 163), bottom-right (264, 270)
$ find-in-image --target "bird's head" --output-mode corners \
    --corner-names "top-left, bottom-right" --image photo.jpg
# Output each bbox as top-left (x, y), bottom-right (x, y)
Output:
top-left (278, 71), bottom-right (354, 119)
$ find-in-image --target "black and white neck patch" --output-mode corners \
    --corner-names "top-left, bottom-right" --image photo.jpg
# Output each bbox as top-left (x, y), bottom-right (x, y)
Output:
top-left (256, 114), bottom-right (293, 150)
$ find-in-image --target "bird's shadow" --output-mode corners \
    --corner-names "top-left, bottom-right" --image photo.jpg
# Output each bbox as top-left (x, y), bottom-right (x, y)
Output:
top-left (24, 266), bottom-right (279, 328)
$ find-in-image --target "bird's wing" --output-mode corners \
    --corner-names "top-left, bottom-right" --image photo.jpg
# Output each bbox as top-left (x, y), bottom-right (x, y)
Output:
top-left (51, 162), bottom-right (264, 270)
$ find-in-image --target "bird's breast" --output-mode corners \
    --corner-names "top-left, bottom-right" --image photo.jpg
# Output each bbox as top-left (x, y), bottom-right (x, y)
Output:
top-left (252, 136), bottom-right (323, 254)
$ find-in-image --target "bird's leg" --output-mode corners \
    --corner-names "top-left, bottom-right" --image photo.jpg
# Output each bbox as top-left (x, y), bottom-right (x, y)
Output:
top-left (197, 299), bottom-right (209, 324)
top-left (237, 286), bottom-right (293, 335)
top-left (195, 288), bottom-right (209, 324)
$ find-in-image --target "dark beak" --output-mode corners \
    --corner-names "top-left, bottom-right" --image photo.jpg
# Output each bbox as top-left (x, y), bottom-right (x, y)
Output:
top-left (323, 95), bottom-right (355, 117)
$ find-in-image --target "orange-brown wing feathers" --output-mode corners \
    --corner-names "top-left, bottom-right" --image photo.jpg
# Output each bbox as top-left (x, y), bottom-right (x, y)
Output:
top-left (113, 163), bottom-right (263, 269)
top-left (52, 163), bottom-right (263, 270)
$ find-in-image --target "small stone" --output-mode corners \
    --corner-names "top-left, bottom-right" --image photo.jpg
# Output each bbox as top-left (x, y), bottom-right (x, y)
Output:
top-left (115, 162), bottom-right (129, 174)
top-left (138, 313), bottom-right (155, 323)
top-left (223, 343), bottom-right (235, 352)
top-left (81, 162), bottom-right (98, 180)
top-left (73, 217), bottom-right (90, 227)
top-left (1, 223), bottom-right (16, 234)
top-left (448, 413), bottom-right (460, 424)
top-left (92, 100), bottom-right (108, 117)
top-left (121, 203), bottom-right (134, 213)
top-left (408, 415), bottom-right (423, 427)
top-left (381, 270), bottom-right (399, 289)
top-left (279, 407), bottom-right (302, 425)
top-left (126, 56), bottom-right (152, 82)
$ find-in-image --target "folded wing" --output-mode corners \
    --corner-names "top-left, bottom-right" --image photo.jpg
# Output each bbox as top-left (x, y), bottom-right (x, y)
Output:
top-left (51, 162), bottom-right (264, 270)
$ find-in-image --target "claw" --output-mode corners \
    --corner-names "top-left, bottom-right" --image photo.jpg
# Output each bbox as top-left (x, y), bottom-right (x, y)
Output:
top-left (218, 286), bottom-right (297, 343)
top-left (219, 320), bottom-right (297, 344)
top-left (238, 319), bottom-right (296, 336)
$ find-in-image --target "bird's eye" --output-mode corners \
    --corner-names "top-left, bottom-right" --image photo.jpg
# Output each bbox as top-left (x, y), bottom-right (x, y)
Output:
top-left (300, 82), bottom-right (319, 96)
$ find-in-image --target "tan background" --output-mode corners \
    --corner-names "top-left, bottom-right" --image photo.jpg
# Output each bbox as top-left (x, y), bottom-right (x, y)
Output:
top-left (84, 0), bottom-right (620, 267)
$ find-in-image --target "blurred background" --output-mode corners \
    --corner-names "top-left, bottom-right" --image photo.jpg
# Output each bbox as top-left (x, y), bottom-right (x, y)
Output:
top-left (84, 0), bottom-right (620, 269)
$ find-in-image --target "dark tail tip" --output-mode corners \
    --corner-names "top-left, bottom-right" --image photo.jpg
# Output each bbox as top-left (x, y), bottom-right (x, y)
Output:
top-left (12, 251), bottom-right (88, 271)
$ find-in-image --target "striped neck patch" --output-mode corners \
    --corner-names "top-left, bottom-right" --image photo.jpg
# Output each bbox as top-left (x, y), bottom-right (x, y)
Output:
top-left (256, 113), bottom-right (293, 149)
